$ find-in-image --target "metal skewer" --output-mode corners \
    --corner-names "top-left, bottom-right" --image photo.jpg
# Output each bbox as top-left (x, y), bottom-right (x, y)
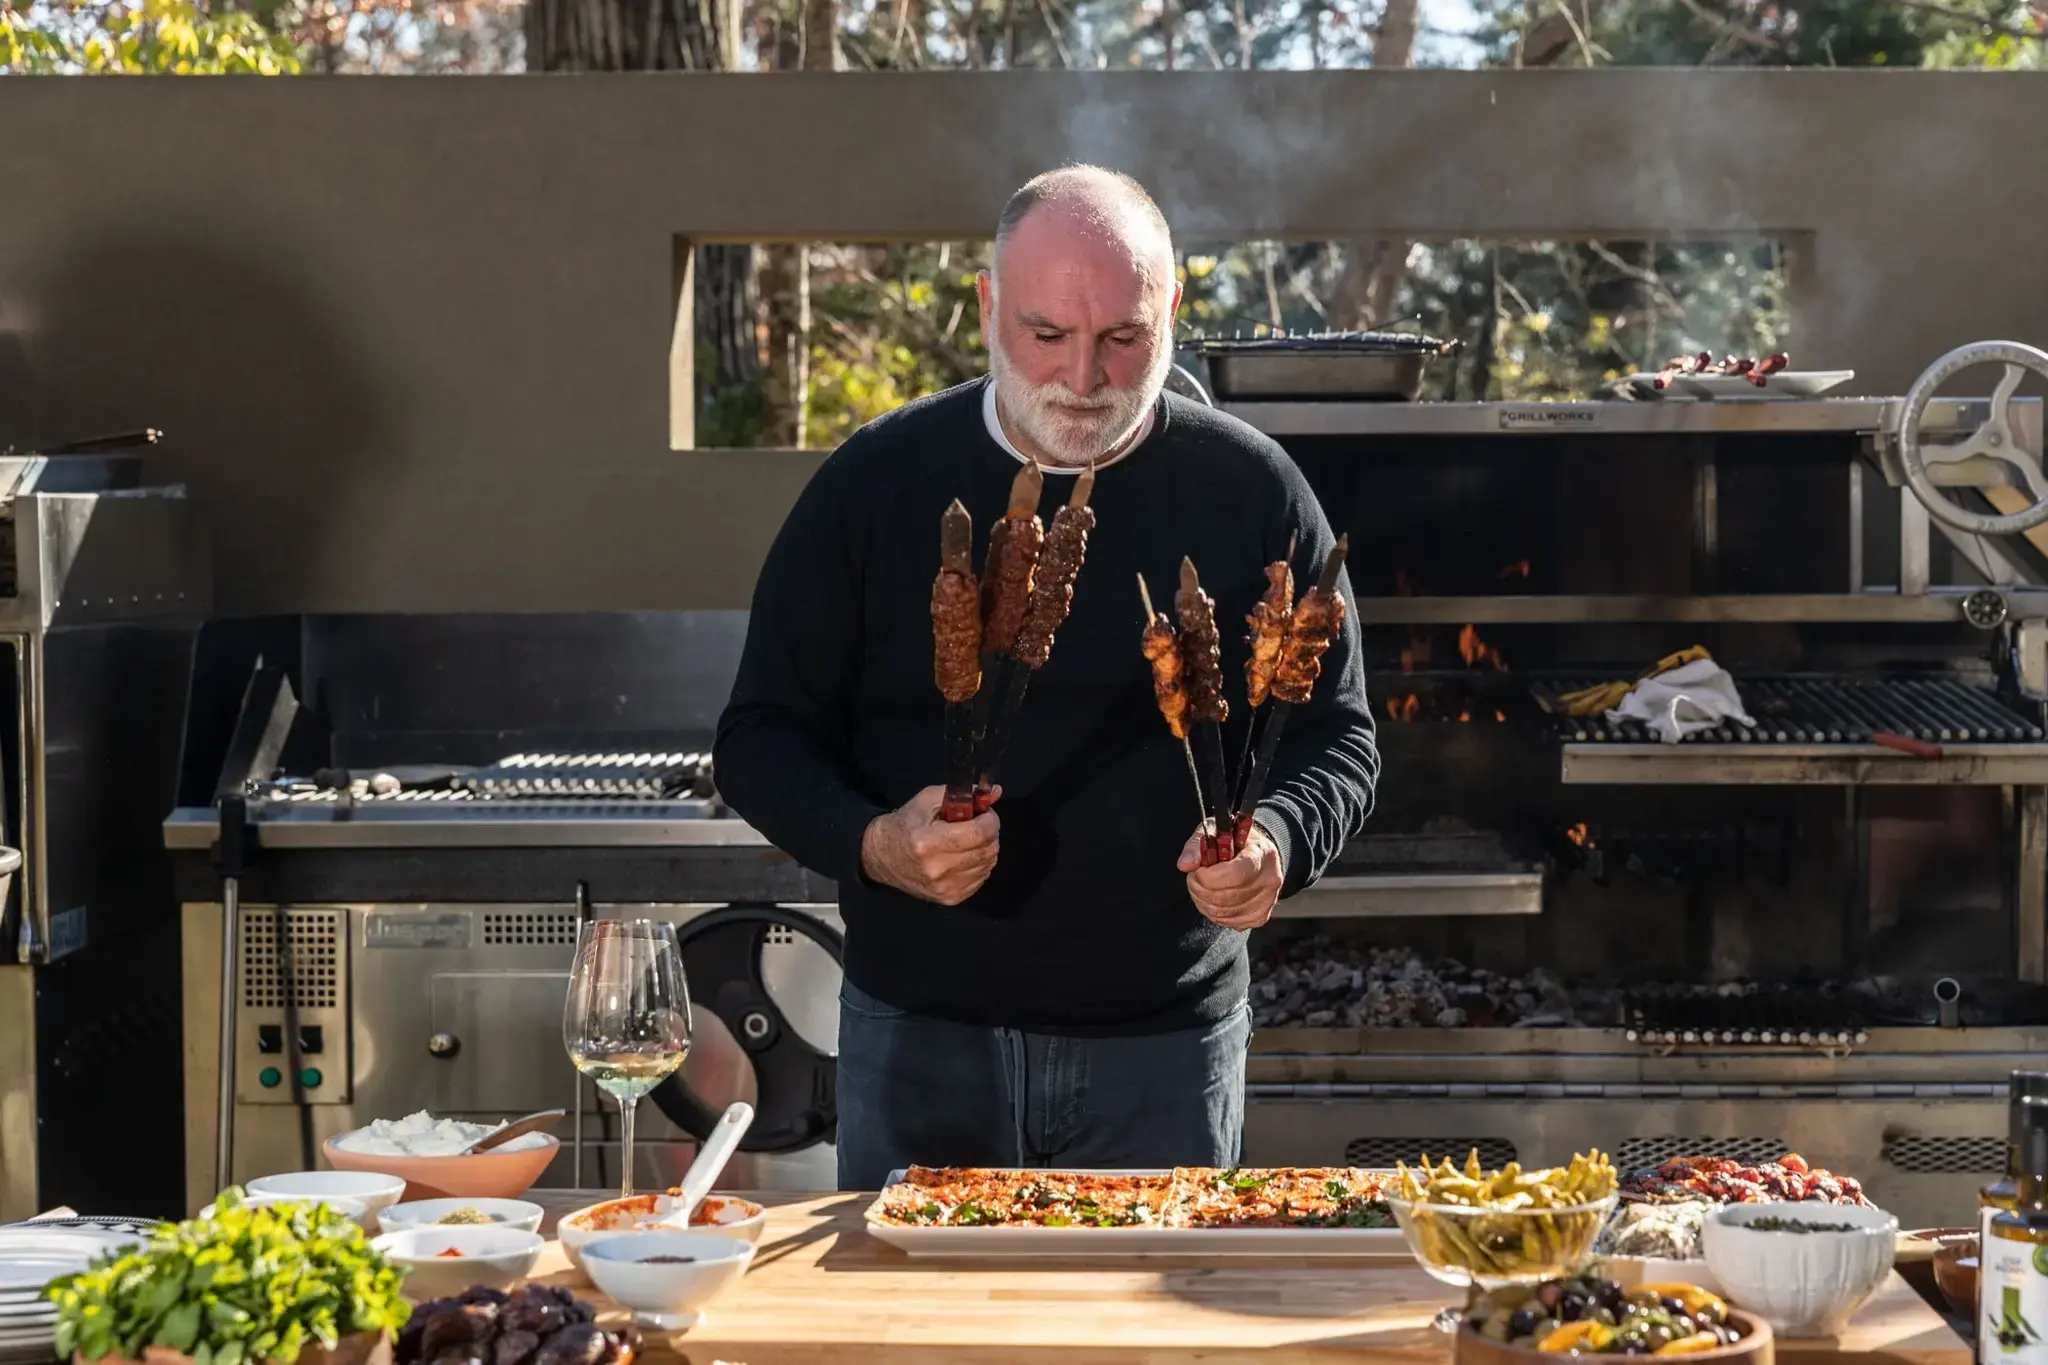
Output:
top-left (1138, 573), bottom-right (1210, 832)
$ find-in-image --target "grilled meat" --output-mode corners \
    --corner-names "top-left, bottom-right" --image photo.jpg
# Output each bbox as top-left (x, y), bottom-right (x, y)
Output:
top-left (1619, 1153), bottom-right (1869, 1207)
top-left (981, 463), bottom-right (1045, 654)
top-left (1014, 468), bottom-right (1096, 670)
top-left (1175, 557), bottom-right (1229, 727)
top-left (1141, 607), bottom-right (1191, 741)
top-left (1244, 553), bottom-right (1295, 708)
top-left (1271, 582), bottom-right (1346, 705)
top-left (931, 499), bottom-right (982, 703)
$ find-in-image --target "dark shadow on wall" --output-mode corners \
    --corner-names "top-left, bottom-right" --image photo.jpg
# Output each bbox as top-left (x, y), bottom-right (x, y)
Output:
top-left (20, 223), bottom-right (401, 609)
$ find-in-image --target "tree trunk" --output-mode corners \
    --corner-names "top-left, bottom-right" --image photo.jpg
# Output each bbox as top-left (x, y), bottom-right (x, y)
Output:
top-left (526, 0), bottom-right (757, 444)
top-left (756, 1), bottom-right (818, 446)
top-left (1330, 0), bottom-right (1419, 330)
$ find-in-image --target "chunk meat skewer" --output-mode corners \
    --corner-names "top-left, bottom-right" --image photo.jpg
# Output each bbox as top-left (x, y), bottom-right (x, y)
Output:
top-left (1175, 558), bottom-right (1237, 864)
top-left (1243, 535), bottom-right (1297, 710)
top-left (981, 462), bottom-right (1046, 656)
top-left (1138, 574), bottom-right (1206, 831)
top-left (1271, 537), bottom-right (1350, 705)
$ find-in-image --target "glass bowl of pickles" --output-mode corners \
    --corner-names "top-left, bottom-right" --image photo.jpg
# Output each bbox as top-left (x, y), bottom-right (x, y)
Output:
top-left (1460, 1274), bottom-right (1762, 1357)
top-left (1392, 1149), bottom-right (1620, 1290)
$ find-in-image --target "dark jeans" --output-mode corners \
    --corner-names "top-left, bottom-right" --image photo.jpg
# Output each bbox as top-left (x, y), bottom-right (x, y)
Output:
top-left (834, 980), bottom-right (1252, 1191)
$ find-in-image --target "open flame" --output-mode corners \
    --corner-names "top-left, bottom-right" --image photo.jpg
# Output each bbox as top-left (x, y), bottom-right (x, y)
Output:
top-left (1386, 694), bottom-right (1421, 722)
top-left (1458, 624), bottom-right (1508, 671)
top-left (1566, 822), bottom-right (1589, 847)
top-left (1498, 559), bottom-right (1531, 579)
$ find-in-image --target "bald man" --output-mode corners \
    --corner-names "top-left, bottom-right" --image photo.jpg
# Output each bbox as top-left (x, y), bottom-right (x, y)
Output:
top-left (715, 166), bottom-right (1378, 1190)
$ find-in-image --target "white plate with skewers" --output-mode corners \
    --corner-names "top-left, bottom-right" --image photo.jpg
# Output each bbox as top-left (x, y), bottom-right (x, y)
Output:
top-left (1623, 356), bottom-right (1854, 401)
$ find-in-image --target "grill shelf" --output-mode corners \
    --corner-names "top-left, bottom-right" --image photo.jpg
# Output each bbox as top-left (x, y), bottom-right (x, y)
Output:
top-left (1536, 675), bottom-right (2044, 744)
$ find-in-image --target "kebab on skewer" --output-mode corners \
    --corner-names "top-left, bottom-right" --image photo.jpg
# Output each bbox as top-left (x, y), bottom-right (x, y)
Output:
top-left (942, 462), bottom-right (1045, 824)
top-left (1650, 351), bottom-right (1790, 390)
top-left (1231, 535), bottom-right (1349, 848)
top-left (1174, 557), bottom-right (1237, 867)
top-left (932, 499), bottom-right (985, 822)
top-left (972, 466), bottom-right (1096, 795)
top-left (1231, 533), bottom-right (1297, 812)
top-left (1138, 574), bottom-right (1208, 840)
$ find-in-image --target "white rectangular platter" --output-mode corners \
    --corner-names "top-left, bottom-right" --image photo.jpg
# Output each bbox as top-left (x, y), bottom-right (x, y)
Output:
top-left (863, 1168), bottom-right (1412, 1259)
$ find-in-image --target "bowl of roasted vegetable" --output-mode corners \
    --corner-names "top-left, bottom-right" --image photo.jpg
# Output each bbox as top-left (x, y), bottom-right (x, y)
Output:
top-left (1457, 1275), bottom-right (1769, 1364)
top-left (1394, 1150), bottom-right (1620, 1289)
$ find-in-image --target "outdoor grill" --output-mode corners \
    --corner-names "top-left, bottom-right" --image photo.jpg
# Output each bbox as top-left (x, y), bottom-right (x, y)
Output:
top-left (1228, 339), bottom-right (2048, 1227)
top-left (163, 613), bottom-right (843, 1214)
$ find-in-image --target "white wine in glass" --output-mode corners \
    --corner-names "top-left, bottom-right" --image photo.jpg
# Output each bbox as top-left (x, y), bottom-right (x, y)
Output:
top-left (563, 918), bottom-right (691, 1197)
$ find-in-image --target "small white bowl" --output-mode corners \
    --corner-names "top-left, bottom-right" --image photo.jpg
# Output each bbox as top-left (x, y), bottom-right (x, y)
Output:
top-left (377, 1197), bottom-right (545, 1236)
top-left (203, 1193), bottom-right (370, 1227)
top-left (248, 1170), bottom-right (407, 1222)
top-left (557, 1194), bottom-right (768, 1278)
top-left (1702, 1201), bottom-right (1899, 1337)
top-left (580, 1231), bottom-right (754, 1330)
top-left (370, 1226), bottom-right (545, 1302)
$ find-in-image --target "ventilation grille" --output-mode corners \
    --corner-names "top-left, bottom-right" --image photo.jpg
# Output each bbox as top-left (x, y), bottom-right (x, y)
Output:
top-left (766, 925), bottom-right (795, 946)
top-left (240, 910), bottom-right (341, 1009)
top-left (1883, 1135), bottom-right (2006, 1174)
top-left (1346, 1137), bottom-right (1517, 1169)
top-left (1615, 1136), bottom-right (1790, 1171)
top-left (482, 910), bottom-right (580, 947)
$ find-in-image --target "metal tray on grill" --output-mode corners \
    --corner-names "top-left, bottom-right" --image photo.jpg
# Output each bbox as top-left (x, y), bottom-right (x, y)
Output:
top-left (1278, 830), bottom-right (1543, 919)
top-left (1191, 332), bottom-right (1460, 402)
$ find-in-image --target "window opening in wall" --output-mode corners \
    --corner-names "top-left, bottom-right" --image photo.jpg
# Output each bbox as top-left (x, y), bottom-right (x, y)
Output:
top-left (674, 236), bottom-right (1790, 450)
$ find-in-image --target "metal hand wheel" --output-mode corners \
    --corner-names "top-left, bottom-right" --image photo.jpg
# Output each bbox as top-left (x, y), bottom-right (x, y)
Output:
top-left (1895, 340), bottom-right (2048, 535)
top-left (649, 904), bottom-right (841, 1153)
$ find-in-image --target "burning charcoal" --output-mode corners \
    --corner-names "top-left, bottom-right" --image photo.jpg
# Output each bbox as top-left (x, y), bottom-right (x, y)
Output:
top-left (1435, 1007), bottom-right (1469, 1028)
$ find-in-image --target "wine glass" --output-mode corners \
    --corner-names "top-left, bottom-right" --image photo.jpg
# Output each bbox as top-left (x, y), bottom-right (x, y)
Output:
top-left (563, 918), bottom-right (692, 1197)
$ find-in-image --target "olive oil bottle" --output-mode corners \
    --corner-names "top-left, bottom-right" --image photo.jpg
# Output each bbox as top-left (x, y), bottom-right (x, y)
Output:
top-left (1981, 1094), bottom-right (2048, 1363)
top-left (1982, 1073), bottom-right (2048, 1350)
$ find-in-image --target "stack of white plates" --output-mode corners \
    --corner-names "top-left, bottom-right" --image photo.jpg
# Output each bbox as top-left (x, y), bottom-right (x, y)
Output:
top-left (0, 1223), bottom-right (150, 1364)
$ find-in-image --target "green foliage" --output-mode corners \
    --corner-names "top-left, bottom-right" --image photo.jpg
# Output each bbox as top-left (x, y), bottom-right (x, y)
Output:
top-left (48, 1188), bottom-right (410, 1365)
top-left (1, 0), bottom-right (301, 73)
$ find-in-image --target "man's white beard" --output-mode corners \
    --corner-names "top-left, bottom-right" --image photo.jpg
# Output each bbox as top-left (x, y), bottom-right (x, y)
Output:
top-left (988, 333), bottom-right (1173, 468)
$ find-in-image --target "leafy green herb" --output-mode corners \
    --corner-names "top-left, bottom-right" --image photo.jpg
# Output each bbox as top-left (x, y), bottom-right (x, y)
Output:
top-left (48, 1187), bottom-right (410, 1365)
top-left (1227, 1170), bottom-right (1270, 1192)
top-left (916, 1202), bottom-right (943, 1223)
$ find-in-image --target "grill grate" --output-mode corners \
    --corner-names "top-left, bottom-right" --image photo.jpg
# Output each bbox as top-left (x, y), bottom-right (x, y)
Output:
top-left (240, 909), bottom-right (341, 1009)
top-left (455, 751), bottom-right (710, 799)
top-left (481, 910), bottom-right (581, 947)
top-left (1537, 676), bottom-right (2043, 744)
top-left (1615, 1136), bottom-right (1789, 1170)
top-left (1347, 1137), bottom-right (1517, 1169)
top-left (1882, 1135), bottom-right (2006, 1174)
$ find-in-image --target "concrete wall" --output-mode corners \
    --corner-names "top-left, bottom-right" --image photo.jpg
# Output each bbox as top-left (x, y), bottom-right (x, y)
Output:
top-left (0, 70), bottom-right (2042, 613)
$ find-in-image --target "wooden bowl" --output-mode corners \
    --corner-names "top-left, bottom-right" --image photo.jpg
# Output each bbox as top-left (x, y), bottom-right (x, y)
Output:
top-left (1455, 1309), bottom-right (1773, 1365)
top-left (1933, 1240), bottom-right (1979, 1321)
top-left (1896, 1227), bottom-right (1978, 1304)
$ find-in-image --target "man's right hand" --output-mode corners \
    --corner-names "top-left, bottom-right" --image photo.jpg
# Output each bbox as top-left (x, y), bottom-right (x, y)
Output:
top-left (860, 785), bottom-right (1001, 906)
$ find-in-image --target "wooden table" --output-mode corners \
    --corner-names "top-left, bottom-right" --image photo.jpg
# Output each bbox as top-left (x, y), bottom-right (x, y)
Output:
top-left (525, 1191), bottom-right (1967, 1365)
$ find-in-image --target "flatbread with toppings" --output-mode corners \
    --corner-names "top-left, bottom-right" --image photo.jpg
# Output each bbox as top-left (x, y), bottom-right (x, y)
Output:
top-left (1173, 1166), bottom-right (1395, 1229)
top-left (870, 1166), bottom-right (1172, 1227)
top-left (867, 1165), bottom-right (1393, 1230)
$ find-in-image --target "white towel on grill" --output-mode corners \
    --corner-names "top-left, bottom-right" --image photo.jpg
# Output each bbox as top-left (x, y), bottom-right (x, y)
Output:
top-left (1606, 657), bottom-right (1755, 744)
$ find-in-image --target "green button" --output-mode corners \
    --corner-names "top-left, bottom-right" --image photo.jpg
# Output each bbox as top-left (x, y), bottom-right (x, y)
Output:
top-left (299, 1068), bottom-right (323, 1089)
top-left (258, 1067), bottom-right (282, 1089)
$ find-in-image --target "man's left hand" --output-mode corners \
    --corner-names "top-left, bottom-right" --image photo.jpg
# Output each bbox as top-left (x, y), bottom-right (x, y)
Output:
top-left (1176, 822), bottom-right (1285, 929)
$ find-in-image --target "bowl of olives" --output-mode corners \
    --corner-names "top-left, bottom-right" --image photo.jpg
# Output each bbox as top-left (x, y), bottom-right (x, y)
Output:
top-left (1457, 1274), bottom-right (1770, 1363)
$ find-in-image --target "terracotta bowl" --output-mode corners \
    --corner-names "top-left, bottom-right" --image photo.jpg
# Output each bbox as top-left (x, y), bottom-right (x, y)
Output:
top-left (321, 1134), bottom-right (558, 1200)
top-left (1456, 1309), bottom-right (1773, 1365)
top-left (1933, 1239), bottom-right (1979, 1321)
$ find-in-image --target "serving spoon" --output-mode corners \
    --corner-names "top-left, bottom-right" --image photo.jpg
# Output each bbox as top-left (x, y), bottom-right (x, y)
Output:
top-left (654, 1102), bottom-right (755, 1228)
top-left (464, 1109), bottom-right (567, 1154)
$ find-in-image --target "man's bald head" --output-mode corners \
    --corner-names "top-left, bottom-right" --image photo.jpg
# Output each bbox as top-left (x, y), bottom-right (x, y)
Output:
top-left (992, 165), bottom-right (1176, 299)
top-left (978, 166), bottom-right (1183, 468)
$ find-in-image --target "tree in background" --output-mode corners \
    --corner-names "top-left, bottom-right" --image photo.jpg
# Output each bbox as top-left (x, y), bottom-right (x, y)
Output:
top-left (2, 0), bottom-right (300, 70)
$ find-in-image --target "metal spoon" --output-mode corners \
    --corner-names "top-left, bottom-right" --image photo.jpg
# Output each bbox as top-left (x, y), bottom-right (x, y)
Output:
top-left (464, 1109), bottom-right (567, 1155)
top-left (655, 1102), bottom-right (754, 1229)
